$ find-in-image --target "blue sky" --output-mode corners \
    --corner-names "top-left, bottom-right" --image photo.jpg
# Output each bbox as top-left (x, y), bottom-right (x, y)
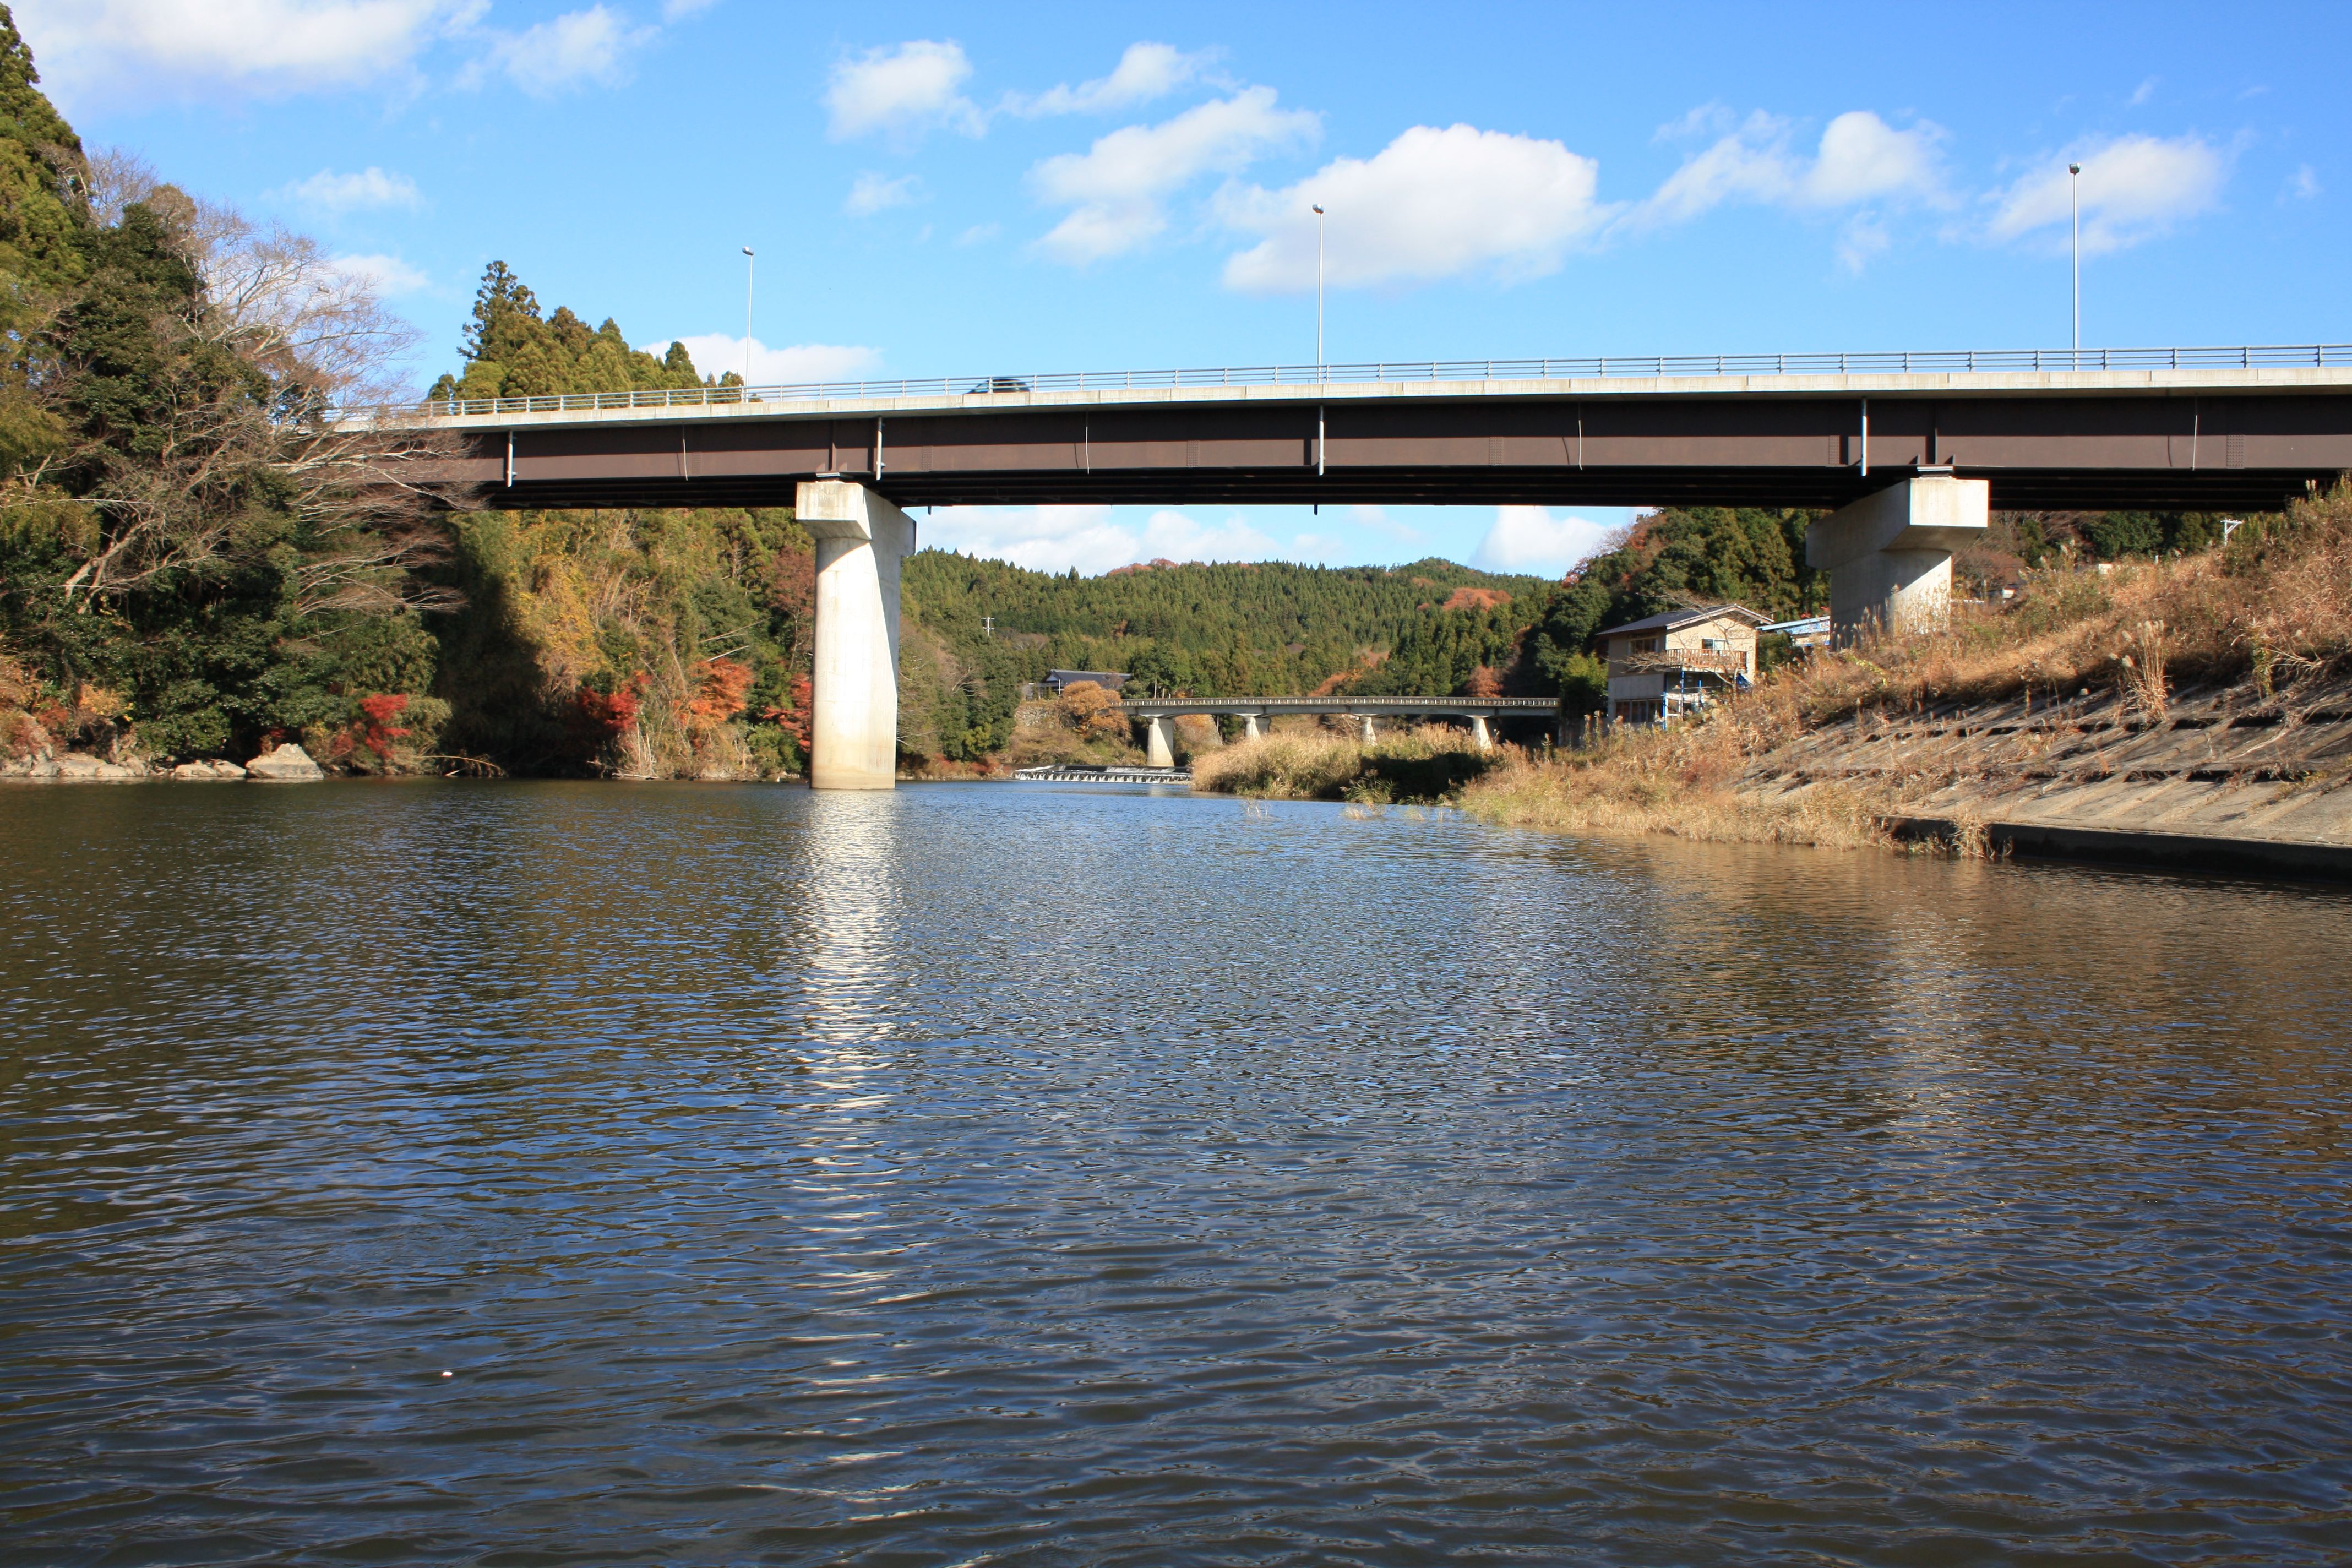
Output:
top-left (23, 0), bottom-right (2348, 576)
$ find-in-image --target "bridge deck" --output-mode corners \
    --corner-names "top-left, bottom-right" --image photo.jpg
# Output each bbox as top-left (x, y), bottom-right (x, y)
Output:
top-left (392, 345), bottom-right (2352, 514)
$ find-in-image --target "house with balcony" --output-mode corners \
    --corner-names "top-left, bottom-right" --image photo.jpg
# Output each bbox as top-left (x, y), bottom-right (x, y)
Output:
top-left (1596, 605), bottom-right (1767, 726)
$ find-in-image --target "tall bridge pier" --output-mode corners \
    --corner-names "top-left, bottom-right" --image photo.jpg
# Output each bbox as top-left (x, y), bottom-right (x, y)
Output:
top-left (797, 481), bottom-right (913, 791)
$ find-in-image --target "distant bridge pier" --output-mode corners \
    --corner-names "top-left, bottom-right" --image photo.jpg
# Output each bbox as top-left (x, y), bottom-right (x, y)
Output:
top-left (1471, 715), bottom-right (1494, 752)
top-left (1144, 715), bottom-right (1177, 769)
top-left (1240, 712), bottom-right (1264, 741)
top-left (1357, 715), bottom-right (1377, 744)
top-left (1806, 472), bottom-right (1989, 645)
top-left (797, 480), bottom-right (914, 790)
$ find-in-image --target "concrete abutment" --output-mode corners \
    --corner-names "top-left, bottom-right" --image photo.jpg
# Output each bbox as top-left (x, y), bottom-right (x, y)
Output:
top-left (1805, 473), bottom-right (1989, 645)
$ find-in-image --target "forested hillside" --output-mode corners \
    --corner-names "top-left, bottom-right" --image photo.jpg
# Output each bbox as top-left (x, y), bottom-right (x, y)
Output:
top-left (897, 552), bottom-right (1551, 759)
top-left (0, 7), bottom-right (459, 770)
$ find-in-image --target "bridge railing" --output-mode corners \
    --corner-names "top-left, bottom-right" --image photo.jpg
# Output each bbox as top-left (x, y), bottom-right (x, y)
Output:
top-left (1114, 695), bottom-right (1560, 713)
top-left (366, 342), bottom-right (2352, 422)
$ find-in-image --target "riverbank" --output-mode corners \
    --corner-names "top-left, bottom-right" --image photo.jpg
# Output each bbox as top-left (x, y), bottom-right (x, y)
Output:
top-left (1196, 482), bottom-right (2352, 873)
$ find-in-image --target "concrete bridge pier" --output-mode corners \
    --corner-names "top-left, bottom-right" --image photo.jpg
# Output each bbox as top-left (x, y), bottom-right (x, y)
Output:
top-left (1806, 472), bottom-right (1989, 645)
top-left (797, 480), bottom-right (915, 790)
top-left (1144, 716), bottom-right (1177, 769)
top-left (1357, 715), bottom-right (1377, 744)
top-left (1240, 713), bottom-right (1264, 741)
top-left (1471, 715), bottom-right (1494, 752)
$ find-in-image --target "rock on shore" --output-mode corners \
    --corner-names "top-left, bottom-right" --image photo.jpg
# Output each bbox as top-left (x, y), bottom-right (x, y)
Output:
top-left (245, 743), bottom-right (323, 781)
top-left (171, 759), bottom-right (247, 781)
top-left (10, 753), bottom-right (145, 781)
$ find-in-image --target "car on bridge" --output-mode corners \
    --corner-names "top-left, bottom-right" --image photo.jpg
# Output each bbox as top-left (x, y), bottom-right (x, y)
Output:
top-left (967, 376), bottom-right (1031, 394)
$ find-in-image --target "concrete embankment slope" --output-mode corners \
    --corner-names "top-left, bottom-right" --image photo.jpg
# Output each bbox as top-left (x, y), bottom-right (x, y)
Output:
top-left (1746, 684), bottom-right (2352, 879)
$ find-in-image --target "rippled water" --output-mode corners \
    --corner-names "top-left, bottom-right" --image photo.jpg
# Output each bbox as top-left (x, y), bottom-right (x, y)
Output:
top-left (3, 781), bottom-right (2350, 1565)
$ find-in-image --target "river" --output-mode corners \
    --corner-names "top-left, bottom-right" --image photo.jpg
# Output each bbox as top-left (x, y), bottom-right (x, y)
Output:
top-left (2, 781), bottom-right (2348, 1565)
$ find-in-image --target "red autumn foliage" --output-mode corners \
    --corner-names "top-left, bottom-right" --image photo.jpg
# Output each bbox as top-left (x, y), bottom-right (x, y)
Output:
top-left (569, 674), bottom-right (648, 756)
top-left (769, 544), bottom-right (814, 624)
top-left (684, 657), bottom-right (755, 732)
top-left (324, 693), bottom-right (412, 767)
top-left (1440, 586), bottom-right (1513, 612)
top-left (354, 693), bottom-right (411, 759)
top-left (762, 674), bottom-right (813, 749)
top-left (1463, 665), bottom-right (1503, 699)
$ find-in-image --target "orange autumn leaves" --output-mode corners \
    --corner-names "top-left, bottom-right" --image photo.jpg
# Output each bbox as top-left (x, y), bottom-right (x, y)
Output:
top-left (684, 658), bottom-right (755, 733)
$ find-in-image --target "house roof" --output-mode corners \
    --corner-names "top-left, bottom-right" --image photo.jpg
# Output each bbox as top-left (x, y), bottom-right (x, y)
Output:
top-left (1594, 603), bottom-right (1769, 640)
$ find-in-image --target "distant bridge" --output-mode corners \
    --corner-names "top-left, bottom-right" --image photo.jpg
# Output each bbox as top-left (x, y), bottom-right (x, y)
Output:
top-left (1113, 695), bottom-right (1561, 767)
top-left (375, 343), bottom-right (2352, 788)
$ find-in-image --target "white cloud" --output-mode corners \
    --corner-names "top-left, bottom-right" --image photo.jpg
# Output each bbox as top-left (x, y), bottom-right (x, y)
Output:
top-left (924, 504), bottom-right (1137, 575)
top-left (1636, 110), bottom-right (1797, 224)
top-left (2130, 77), bottom-right (2159, 106)
top-left (1347, 504), bottom-right (1423, 543)
top-left (1030, 86), bottom-right (1319, 263)
top-left (1833, 214), bottom-right (1891, 274)
top-left (923, 504), bottom-right (1319, 575)
top-left (1984, 135), bottom-right (2229, 255)
top-left (273, 166), bottom-right (422, 212)
top-left (825, 39), bottom-right (982, 142)
top-left (639, 335), bottom-right (882, 386)
top-left (14, 0), bottom-right (472, 104)
top-left (956, 223), bottom-right (1001, 246)
top-left (662, 0), bottom-right (718, 18)
top-left (1006, 42), bottom-right (1215, 116)
top-left (1803, 111), bottom-right (1942, 205)
top-left (1472, 507), bottom-right (1612, 577)
top-left (2288, 164), bottom-right (2321, 200)
top-left (1631, 108), bottom-right (1944, 229)
top-left (1219, 123), bottom-right (1604, 293)
top-left (1138, 507), bottom-right (1284, 562)
top-left (1653, 101), bottom-right (1739, 144)
top-left (330, 252), bottom-right (429, 295)
top-left (845, 171), bottom-right (921, 215)
top-left (475, 5), bottom-right (645, 97)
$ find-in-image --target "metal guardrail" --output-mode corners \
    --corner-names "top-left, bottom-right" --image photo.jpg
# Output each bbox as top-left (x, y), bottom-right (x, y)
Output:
top-left (1114, 695), bottom-right (1559, 713)
top-left (375, 342), bottom-right (2352, 422)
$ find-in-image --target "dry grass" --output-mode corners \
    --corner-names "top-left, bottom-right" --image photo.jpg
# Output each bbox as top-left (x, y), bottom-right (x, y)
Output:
top-left (1783, 481), bottom-right (2352, 723)
top-left (1190, 724), bottom-right (1507, 803)
top-left (1456, 480), bottom-right (2352, 855)
top-left (1456, 718), bottom-right (1898, 851)
top-left (1195, 484), bottom-right (2352, 858)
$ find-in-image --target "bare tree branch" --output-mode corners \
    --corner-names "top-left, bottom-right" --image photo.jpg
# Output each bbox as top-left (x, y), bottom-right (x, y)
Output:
top-left (32, 164), bottom-right (460, 616)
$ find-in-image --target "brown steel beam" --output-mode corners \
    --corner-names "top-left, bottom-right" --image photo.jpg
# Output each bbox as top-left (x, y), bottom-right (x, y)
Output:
top-left (437, 391), bottom-right (2352, 515)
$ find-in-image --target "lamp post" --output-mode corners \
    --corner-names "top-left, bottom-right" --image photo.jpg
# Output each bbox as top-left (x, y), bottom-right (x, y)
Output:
top-left (741, 246), bottom-right (755, 388)
top-left (2067, 163), bottom-right (2081, 363)
top-left (1311, 203), bottom-right (1325, 379)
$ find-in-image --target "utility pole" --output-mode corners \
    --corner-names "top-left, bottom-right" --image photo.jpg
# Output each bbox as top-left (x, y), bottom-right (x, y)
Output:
top-left (741, 246), bottom-right (755, 387)
top-left (1311, 203), bottom-right (1326, 378)
top-left (981, 616), bottom-right (994, 639)
top-left (2067, 164), bottom-right (2081, 364)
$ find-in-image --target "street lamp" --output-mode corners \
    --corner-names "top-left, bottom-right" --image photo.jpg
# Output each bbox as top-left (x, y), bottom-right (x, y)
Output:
top-left (1311, 203), bottom-right (1325, 378)
top-left (2067, 164), bottom-right (2081, 362)
top-left (741, 246), bottom-right (755, 388)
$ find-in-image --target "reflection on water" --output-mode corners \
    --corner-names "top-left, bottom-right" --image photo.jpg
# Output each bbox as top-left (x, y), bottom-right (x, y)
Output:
top-left (3, 780), bottom-right (2350, 1565)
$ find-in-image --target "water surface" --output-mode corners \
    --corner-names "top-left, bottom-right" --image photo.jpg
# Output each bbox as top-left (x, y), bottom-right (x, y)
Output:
top-left (2, 781), bottom-right (2348, 1565)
